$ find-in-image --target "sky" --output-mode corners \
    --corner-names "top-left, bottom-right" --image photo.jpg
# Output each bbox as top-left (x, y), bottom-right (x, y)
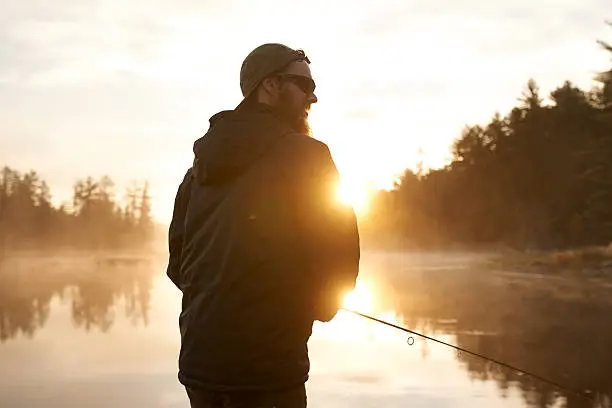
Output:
top-left (1, 0), bottom-right (611, 223)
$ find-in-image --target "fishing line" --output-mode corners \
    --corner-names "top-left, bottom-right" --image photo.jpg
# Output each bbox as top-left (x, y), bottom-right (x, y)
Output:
top-left (341, 307), bottom-right (594, 402)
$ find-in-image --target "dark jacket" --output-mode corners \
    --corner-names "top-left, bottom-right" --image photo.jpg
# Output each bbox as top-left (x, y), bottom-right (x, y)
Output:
top-left (166, 103), bottom-right (360, 392)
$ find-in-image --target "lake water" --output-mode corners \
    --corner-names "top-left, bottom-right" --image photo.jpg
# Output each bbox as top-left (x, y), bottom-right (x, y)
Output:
top-left (1, 251), bottom-right (610, 408)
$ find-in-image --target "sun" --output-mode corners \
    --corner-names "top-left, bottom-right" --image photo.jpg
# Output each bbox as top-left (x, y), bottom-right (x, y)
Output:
top-left (337, 177), bottom-right (369, 214)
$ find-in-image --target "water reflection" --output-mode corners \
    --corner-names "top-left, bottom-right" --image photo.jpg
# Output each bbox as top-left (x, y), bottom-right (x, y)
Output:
top-left (1, 251), bottom-right (611, 408)
top-left (0, 255), bottom-right (155, 342)
top-left (353, 253), bottom-right (612, 408)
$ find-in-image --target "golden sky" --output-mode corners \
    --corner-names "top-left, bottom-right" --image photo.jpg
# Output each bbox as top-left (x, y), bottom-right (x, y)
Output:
top-left (1, 0), bottom-right (610, 223)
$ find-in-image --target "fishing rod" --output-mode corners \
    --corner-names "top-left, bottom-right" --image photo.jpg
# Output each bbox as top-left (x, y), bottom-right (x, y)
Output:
top-left (341, 307), bottom-right (594, 402)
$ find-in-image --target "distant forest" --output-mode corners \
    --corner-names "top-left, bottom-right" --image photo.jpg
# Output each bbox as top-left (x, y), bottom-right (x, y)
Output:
top-left (2, 26), bottom-right (612, 253)
top-left (0, 168), bottom-right (154, 253)
top-left (361, 25), bottom-right (612, 250)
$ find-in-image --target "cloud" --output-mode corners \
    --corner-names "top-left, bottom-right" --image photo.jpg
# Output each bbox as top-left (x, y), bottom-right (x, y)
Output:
top-left (0, 1), bottom-right (225, 88)
top-left (1, 0), bottom-right (611, 223)
top-left (356, 0), bottom-right (609, 37)
top-left (347, 0), bottom-right (610, 72)
top-left (343, 79), bottom-right (452, 104)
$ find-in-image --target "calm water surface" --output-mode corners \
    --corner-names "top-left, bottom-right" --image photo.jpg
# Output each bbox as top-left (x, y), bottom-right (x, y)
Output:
top-left (1, 251), bottom-right (610, 408)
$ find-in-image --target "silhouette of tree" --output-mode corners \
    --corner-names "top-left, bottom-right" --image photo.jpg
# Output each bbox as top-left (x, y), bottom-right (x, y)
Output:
top-left (137, 181), bottom-right (154, 244)
top-left (362, 22), bottom-right (612, 250)
top-left (0, 168), bottom-right (155, 252)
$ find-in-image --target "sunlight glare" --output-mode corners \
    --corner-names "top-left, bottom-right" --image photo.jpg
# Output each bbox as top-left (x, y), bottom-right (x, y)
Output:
top-left (342, 281), bottom-right (373, 314)
top-left (337, 177), bottom-right (369, 214)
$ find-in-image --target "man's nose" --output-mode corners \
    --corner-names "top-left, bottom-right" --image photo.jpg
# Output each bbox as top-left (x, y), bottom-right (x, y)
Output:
top-left (308, 93), bottom-right (318, 104)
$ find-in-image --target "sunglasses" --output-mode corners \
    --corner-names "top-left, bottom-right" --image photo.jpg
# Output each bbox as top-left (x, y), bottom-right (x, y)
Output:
top-left (277, 73), bottom-right (316, 95)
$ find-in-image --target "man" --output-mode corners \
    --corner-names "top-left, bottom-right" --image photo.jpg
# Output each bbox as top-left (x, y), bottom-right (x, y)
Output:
top-left (167, 43), bottom-right (360, 408)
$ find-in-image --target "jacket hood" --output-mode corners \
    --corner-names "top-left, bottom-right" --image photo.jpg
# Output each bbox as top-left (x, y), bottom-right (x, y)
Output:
top-left (192, 103), bottom-right (294, 185)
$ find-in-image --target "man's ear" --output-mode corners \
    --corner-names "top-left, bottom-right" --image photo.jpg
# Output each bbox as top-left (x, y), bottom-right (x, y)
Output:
top-left (260, 76), bottom-right (280, 96)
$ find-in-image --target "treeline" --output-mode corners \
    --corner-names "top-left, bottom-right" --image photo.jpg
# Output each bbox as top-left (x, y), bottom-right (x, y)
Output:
top-left (361, 27), bottom-right (612, 250)
top-left (0, 167), bottom-right (155, 252)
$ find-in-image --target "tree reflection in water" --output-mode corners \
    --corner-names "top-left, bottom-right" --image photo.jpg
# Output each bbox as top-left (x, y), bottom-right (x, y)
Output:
top-left (2, 253), bottom-right (612, 408)
top-left (0, 255), bottom-right (156, 341)
top-left (369, 259), bottom-right (612, 408)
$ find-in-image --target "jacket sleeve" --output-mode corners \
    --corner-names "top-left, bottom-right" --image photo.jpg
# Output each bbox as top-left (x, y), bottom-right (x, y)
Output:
top-left (300, 142), bottom-right (361, 322)
top-left (166, 168), bottom-right (193, 291)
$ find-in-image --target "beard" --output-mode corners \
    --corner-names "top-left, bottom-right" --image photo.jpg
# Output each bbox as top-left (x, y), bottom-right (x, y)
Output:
top-left (277, 89), bottom-right (311, 135)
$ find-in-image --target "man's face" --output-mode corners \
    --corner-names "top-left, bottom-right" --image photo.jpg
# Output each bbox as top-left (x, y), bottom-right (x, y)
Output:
top-left (275, 60), bottom-right (318, 134)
